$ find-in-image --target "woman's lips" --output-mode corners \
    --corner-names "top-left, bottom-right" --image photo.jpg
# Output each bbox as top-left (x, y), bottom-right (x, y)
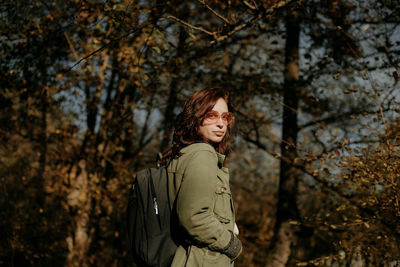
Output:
top-left (213, 131), bottom-right (225, 136)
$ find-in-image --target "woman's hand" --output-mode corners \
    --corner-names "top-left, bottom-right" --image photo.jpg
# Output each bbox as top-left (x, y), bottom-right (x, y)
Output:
top-left (234, 223), bottom-right (239, 236)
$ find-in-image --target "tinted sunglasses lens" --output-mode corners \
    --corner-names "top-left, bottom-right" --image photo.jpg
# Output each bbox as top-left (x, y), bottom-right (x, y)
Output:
top-left (205, 112), bottom-right (234, 125)
top-left (206, 112), bottom-right (218, 121)
top-left (222, 113), bottom-right (234, 125)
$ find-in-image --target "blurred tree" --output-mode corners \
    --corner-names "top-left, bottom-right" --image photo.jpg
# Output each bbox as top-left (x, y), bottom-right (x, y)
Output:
top-left (0, 0), bottom-right (77, 265)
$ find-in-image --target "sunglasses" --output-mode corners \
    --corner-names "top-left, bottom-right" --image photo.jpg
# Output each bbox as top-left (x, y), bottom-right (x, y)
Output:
top-left (204, 111), bottom-right (235, 125)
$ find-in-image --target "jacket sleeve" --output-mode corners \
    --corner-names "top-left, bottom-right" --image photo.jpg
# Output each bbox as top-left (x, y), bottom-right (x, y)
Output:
top-left (175, 150), bottom-right (232, 252)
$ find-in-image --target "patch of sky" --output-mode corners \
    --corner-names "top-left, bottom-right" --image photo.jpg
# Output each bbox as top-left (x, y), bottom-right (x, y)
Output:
top-left (299, 41), bottom-right (327, 78)
top-left (231, 137), bottom-right (279, 184)
top-left (132, 104), bottom-right (163, 138)
top-left (351, 68), bottom-right (397, 98)
top-left (55, 58), bottom-right (116, 134)
top-left (253, 93), bottom-right (281, 115)
top-left (374, 183), bottom-right (384, 192)
top-left (196, 64), bottom-right (211, 74)
top-left (55, 85), bottom-right (87, 134)
top-left (138, 11), bottom-right (148, 25)
top-left (296, 108), bottom-right (314, 129)
top-left (241, 12), bottom-right (253, 22)
top-left (325, 170), bottom-right (343, 184)
top-left (389, 24), bottom-right (400, 46)
top-left (251, 95), bottom-right (282, 140)
top-left (55, 78), bottom-right (164, 138)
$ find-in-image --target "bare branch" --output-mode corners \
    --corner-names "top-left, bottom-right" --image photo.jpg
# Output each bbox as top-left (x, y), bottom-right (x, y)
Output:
top-left (210, 11), bottom-right (264, 44)
top-left (264, 0), bottom-right (293, 13)
top-left (367, 71), bottom-right (388, 131)
top-left (242, 0), bottom-right (257, 10)
top-left (299, 108), bottom-right (391, 130)
top-left (168, 0), bottom-right (293, 45)
top-left (166, 15), bottom-right (215, 36)
top-left (243, 135), bottom-right (291, 164)
top-left (65, 24), bottom-right (151, 72)
top-left (67, 44), bottom-right (108, 72)
top-left (210, 0), bottom-right (293, 44)
top-left (196, 0), bottom-right (232, 25)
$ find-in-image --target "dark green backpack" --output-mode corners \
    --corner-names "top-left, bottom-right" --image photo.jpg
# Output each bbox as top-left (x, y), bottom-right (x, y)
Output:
top-left (127, 166), bottom-right (177, 267)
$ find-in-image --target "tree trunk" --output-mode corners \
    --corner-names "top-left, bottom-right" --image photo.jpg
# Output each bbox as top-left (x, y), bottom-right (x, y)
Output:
top-left (266, 9), bottom-right (301, 267)
top-left (65, 160), bottom-right (93, 267)
top-left (38, 87), bottom-right (47, 181)
top-left (159, 26), bottom-right (188, 153)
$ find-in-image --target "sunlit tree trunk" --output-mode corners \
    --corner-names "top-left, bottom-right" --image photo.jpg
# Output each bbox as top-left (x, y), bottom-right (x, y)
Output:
top-left (65, 160), bottom-right (93, 267)
top-left (266, 9), bottom-right (300, 267)
top-left (65, 51), bottom-right (110, 266)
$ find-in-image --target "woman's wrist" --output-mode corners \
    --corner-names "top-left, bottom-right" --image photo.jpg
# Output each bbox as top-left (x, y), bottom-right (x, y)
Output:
top-left (222, 231), bottom-right (242, 260)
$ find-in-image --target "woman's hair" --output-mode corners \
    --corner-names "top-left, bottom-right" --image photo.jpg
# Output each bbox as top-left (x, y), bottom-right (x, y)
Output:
top-left (160, 87), bottom-right (234, 165)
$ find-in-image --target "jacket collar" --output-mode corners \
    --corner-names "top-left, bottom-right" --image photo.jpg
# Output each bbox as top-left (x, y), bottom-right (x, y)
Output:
top-left (216, 151), bottom-right (225, 168)
top-left (181, 142), bottom-right (226, 167)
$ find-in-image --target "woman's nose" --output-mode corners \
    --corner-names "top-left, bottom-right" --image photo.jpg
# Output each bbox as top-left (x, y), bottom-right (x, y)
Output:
top-left (216, 117), bottom-right (224, 127)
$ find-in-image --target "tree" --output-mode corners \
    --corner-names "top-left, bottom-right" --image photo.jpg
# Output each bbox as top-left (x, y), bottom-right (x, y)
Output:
top-left (1, 0), bottom-right (399, 266)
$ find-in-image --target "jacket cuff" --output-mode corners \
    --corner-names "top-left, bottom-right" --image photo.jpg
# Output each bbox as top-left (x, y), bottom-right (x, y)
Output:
top-left (222, 231), bottom-right (242, 259)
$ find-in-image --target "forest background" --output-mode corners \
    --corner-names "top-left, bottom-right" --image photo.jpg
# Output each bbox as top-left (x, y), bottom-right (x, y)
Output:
top-left (1, 0), bottom-right (399, 266)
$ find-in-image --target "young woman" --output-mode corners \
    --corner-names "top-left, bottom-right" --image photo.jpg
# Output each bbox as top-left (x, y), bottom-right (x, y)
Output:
top-left (161, 87), bottom-right (242, 267)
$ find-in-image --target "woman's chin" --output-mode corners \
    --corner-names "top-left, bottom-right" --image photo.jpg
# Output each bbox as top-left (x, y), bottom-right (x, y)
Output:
top-left (210, 137), bottom-right (224, 143)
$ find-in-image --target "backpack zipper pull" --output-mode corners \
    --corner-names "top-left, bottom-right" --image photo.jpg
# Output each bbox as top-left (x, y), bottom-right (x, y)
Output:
top-left (153, 197), bottom-right (159, 215)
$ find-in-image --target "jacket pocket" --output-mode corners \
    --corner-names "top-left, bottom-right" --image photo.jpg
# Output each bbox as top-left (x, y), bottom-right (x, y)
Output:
top-left (214, 182), bottom-right (232, 224)
top-left (184, 246), bottom-right (229, 267)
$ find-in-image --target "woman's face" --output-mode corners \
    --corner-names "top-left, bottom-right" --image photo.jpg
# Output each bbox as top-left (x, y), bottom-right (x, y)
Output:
top-left (198, 98), bottom-right (229, 144)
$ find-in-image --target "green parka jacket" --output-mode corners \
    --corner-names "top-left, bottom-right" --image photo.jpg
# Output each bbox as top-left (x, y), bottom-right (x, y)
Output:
top-left (167, 143), bottom-right (239, 267)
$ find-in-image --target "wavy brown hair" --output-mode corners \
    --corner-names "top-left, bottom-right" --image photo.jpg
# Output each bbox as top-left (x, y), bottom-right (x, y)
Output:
top-left (160, 87), bottom-right (234, 165)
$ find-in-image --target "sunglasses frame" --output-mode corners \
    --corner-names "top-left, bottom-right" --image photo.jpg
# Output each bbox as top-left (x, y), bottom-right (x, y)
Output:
top-left (203, 111), bottom-right (234, 125)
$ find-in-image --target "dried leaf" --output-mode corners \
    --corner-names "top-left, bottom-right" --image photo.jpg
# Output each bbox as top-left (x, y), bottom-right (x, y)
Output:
top-left (333, 73), bottom-right (341, 80)
top-left (343, 88), bottom-right (358, 94)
